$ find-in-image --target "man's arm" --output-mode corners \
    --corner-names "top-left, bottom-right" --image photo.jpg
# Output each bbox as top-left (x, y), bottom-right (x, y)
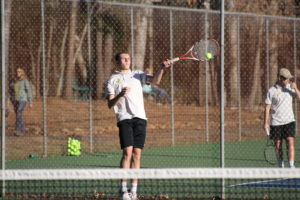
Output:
top-left (291, 82), bottom-right (300, 100)
top-left (107, 87), bottom-right (130, 109)
top-left (264, 104), bottom-right (271, 130)
top-left (151, 60), bottom-right (172, 86)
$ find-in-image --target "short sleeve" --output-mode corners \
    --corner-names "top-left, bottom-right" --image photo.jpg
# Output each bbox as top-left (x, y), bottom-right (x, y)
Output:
top-left (104, 79), bottom-right (115, 99)
top-left (265, 90), bottom-right (272, 105)
top-left (133, 71), bottom-right (147, 85)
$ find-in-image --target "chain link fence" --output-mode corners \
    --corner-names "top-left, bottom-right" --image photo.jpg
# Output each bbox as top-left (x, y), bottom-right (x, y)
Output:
top-left (3, 0), bottom-right (300, 168)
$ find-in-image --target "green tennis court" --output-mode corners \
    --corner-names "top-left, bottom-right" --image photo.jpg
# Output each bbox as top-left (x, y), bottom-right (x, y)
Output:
top-left (4, 138), bottom-right (300, 199)
top-left (7, 138), bottom-right (276, 169)
top-left (5, 135), bottom-right (300, 200)
top-left (8, 137), bottom-right (300, 169)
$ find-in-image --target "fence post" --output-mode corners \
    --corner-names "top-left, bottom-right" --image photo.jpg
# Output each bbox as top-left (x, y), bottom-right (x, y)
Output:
top-left (293, 20), bottom-right (297, 134)
top-left (41, 0), bottom-right (47, 157)
top-left (169, 10), bottom-right (175, 147)
top-left (220, 0), bottom-right (225, 199)
top-left (1, 0), bottom-right (6, 196)
top-left (87, 2), bottom-right (93, 153)
top-left (237, 16), bottom-right (241, 141)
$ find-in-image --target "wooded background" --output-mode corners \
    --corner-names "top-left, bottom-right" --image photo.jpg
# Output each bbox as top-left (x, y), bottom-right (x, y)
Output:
top-left (4, 0), bottom-right (300, 107)
top-left (3, 0), bottom-right (300, 159)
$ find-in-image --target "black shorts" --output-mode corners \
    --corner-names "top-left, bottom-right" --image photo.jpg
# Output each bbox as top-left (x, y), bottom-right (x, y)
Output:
top-left (270, 121), bottom-right (296, 140)
top-left (117, 118), bottom-right (147, 149)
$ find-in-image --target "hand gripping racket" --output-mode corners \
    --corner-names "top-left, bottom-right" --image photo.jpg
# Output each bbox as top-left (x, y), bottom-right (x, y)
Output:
top-left (264, 131), bottom-right (277, 165)
top-left (170, 39), bottom-right (220, 63)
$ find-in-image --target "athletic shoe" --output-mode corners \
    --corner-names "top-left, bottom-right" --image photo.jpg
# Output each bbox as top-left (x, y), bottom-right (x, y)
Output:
top-left (120, 192), bottom-right (131, 200)
top-left (130, 192), bottom-right (138, 200)
top-left (14, 131), bottom-right (23, 136)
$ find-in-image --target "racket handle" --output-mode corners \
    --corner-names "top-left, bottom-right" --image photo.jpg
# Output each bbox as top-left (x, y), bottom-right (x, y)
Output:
top-left (265, 128), bottom-right (270, 136)
top-left (170, 57), bottom-right (180, 63)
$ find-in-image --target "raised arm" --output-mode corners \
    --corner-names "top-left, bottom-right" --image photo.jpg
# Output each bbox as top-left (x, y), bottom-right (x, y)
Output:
top-left (151, 60), bottom-right (172, 86)
top-left (291, 82), bottom-right (300, 101)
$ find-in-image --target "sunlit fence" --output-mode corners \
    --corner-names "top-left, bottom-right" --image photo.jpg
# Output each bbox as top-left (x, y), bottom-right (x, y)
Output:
top-left (3, 1), bottom-right (300, 166)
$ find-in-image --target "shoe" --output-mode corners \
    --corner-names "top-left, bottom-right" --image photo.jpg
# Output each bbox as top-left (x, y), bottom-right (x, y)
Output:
top-left (121, 192), bottom-right (131, 200)
top-left (130, 192), bottom-right (138, 200)
top-left (14, 131), bottom-right (23, 136)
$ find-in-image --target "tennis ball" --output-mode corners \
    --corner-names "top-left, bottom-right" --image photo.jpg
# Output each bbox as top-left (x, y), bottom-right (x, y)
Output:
top-left (205, 53), bottom-right (212, 59)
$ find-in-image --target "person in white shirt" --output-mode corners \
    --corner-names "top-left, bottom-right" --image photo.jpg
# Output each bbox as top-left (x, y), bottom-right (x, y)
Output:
top-left (264, 68), bottom-right (300, 168)
top-left (105, 52), bottom-right (172, 200)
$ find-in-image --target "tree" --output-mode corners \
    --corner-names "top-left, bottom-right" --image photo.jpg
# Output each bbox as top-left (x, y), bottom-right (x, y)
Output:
top-left (264, 1), bottom-right (281, 86)
top-left (64, 1), bottom-right (78, 99)
top-left (56, 26), bottom-right (68, 97)
top-left (247, 17), bottom-right (264, 108)
top-left (147, 6), bottom-right (154, 74)
top-left (96, 18), bottom-right (104, 99)
top-left (133, 0), bottom-right (153, 70)
top-left (225, 1), bottom-right (238, 107)
top-left (4, 0), bottom-right (12, 97)
top-left (104, 33), bottom-right (114, 80)
top-left (198, 1), bottom-right (212, 106)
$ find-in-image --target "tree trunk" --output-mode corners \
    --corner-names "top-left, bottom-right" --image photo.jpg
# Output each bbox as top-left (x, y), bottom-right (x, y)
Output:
top-left (198, 2), bottom-right (211, 106)
top-left (147, 7), bottom-right (154, 74)
top-left (269, 21), bottom-right (279, 85)
top-left (133, 0), bottom-right (152, 70)
top-left (35, 42), bottom-right (42, 98)
top-left (5, 0), bottom-right (12, 98)
top-left (30, 49), bottom-right (37, 99)
top-left (49, 44), bottom-right (58, 96)
top-left (248, 18), bottom-right (264, 108)
top-left (210, 64), bottom-right (218, 106)
top-left (96, 20), bottom-right (104, 99)
top-left (45, 19), bottom-right (55, 96)
top-left (73, 25), bottom-right (88, 80)
top-left (64, 1), bottom-right (78, 99)
top-left (56, 26), bottom-right (68, 97)
top-left (226, 1), bottom-right (238, 107)
top-left (104, 34), bottom-right (113, 80)
top-left (266, 1), bottom-right (280, 86)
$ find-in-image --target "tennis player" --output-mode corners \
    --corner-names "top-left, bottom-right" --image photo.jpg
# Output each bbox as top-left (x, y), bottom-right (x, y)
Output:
top-left (264, 68), bottom-right (300, 168)
top-left (105, 52), bottom-right (172, 200)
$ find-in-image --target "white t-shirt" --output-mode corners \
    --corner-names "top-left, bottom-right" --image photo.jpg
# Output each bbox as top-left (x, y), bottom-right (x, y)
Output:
top-left (105, 70), bottom-right (147, 122)
top-left (265, 83), bottom-right (296, 126)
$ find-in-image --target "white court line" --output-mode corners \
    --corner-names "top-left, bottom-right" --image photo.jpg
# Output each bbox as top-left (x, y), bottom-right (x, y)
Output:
top-left (229, 178), bottom-right (299, 188)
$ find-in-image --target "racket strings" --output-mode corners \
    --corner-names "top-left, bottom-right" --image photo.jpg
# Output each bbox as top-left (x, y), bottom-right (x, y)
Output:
top-left (265, 146), bottom-right (277, 164)
top-left (264, 139), bottom-right (277, 165)
top-left (192, 40), bottom-right (218, 60)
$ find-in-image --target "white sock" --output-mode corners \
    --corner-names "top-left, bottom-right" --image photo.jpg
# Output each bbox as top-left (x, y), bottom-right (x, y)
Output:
top-left (278, 160), bottom-right (284, 168)
top-left (121, 181), bottom-right (128, 193)
top-left (131, 183), bottom-right (138, 194)
top-left (289, 160), bottom-right (295, 168)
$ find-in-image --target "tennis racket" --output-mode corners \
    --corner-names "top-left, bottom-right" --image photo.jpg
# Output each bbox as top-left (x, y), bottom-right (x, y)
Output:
top-left (170, 39), bottom-right (219, 63)
top-left (264, 134), bottom-right (277, 165)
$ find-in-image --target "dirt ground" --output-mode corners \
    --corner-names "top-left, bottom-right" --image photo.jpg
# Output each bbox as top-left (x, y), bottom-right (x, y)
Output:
top-left (5, 97), bottom-right (264, 160)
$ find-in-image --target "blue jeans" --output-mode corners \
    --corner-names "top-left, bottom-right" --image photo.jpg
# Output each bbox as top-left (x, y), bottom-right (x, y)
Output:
top-left (152, 87), bottom-right (171, 103)
top-left (13, 101), bottom-right (27, 134)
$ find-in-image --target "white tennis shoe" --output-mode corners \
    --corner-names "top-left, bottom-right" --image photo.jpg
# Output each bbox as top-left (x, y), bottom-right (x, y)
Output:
top-left (130, 192), bottom-right (138, 200)
top-left (121, 192), bottom-right (131, 200)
